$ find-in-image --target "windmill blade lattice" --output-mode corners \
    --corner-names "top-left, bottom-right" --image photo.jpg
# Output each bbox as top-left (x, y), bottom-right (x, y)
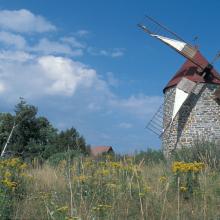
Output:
top-left (146, 88), bottom-right (176, 137)
top-left (139, 15), bottom-right (186, 42)
top-left (146, 103), bottom-right (164, 136)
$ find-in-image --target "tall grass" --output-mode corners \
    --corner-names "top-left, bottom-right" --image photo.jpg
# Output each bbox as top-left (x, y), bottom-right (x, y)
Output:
top-left (9, 154), bottom-right (220, 219)
top-left (2, 143), bottom-right (220, 219)
top-left (172, 140), bottom-right (220, 169)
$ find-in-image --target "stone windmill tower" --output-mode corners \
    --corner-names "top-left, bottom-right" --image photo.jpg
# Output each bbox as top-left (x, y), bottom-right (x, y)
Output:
top-left (139, 16), bottom-right (220, 156)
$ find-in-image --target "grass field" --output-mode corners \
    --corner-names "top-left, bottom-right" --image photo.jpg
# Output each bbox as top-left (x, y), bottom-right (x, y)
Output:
top-left (1, 149), bottom-right (220, 220)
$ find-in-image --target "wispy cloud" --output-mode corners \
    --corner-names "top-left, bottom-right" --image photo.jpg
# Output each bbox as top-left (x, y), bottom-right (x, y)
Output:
top-left (30, 38), bottom-right (83, 56)
top-left (87, 47), bottom-right (125, 58)
top-left (75, 29), bottom-right (90, 37)
top-left (106, 72), bottom-right (119, 87)
top-left (0, 31), bottom-right (26, 49)
top-left (0, 50), bottom-right (33, 62)
top-left (0, 9), bottom-right (56, 33)
top-left (60, 36), bottom-right (86, 48)
top-left (118, 122), bottom-right (133, 129)
top-left (109, 95), bottom-right (163, 118)
top-left (111, 48), bottom-right (125, 57)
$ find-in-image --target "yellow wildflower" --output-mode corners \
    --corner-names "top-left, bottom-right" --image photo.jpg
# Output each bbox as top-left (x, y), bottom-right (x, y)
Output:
top-left (75, 175), bottom-right (89, 182)
top-left (172, 161), bottom-right (205, 173)
top-left (4, 170), bottom-right (12, 178)
top-left (19, 163), bottom-right (28, 169)
top-left (9, 158), bottom-right (20, 167)
top-left (143, 185), bottom-right (151, 193)
top-left (109, 162), bottom-right (122, 169)
top-left (2, 179), bottom-right (17, 189)
top-left (180, 186), bottom-right (187, 192)
top-left (96, 169), bottom-right (110, 176)
top-left (159, 176), bottom-right (167, 183)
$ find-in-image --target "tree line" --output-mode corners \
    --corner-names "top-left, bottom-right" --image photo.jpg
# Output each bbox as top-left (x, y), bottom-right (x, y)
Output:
top-left (0, 98), bottom-right (90, 161)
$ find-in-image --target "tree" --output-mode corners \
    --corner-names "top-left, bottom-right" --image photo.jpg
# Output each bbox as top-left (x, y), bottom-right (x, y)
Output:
top-left (0, 98), bottom-right (90, 160)
top-left (0, 98), bottom-right (57, 158)
top-left (0, 113), bottom-right (14, 150)
top-left (54, 127), bottom-right (90, 155)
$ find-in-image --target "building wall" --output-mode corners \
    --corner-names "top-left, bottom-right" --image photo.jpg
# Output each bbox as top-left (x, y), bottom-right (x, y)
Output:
top-left (162, 83), bottom-right (220, 156)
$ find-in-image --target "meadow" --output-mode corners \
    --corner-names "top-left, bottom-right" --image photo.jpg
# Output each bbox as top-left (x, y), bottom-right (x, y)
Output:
top-left (1, 143), bottom-right (220, 220)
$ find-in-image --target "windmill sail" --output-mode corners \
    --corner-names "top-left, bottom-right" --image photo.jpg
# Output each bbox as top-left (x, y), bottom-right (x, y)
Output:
top-left (151, 35), bottom-right (197, 59)
top-left (172, 77), bottom-right (196, 120)
top-left (172, 88), bottom-right (189, 120)
top-left (138, 15), bottom-right (201, 68)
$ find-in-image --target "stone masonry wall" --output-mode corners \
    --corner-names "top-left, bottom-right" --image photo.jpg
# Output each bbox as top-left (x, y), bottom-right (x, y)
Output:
top-left (162, 83), bottom-right (220, 156)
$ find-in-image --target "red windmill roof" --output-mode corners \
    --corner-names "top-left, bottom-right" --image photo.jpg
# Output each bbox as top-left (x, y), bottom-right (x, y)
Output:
top-left (163, 51), bottom-right (220, 93)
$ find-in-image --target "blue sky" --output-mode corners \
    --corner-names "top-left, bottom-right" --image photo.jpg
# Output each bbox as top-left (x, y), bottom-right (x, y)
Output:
top-left (0, 0), bottom-right (220, 153)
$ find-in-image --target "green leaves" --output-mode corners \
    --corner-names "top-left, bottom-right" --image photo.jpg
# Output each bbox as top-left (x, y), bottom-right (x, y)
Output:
top-left (0, 98), bottom-right (89, 161)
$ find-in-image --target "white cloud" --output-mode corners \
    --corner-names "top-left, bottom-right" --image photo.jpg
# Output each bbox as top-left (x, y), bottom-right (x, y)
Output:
top-left (0, 9), bottom-right (56, 33)
top-left (61, 36), bottom-right (85, 48)
top-left (99, 50), bottom-right (108, 56)
top-left (0, 50), bottom-right (162, 119)
top-left (75, 30), bottom-right (90, 37)
top-left (88, 103), bottom-right (101, 111)
top-left (118, 122), bottom-right (133, 129)
top-left (31, 38), bottom-right (83, 56)
top-left (0, 50), bottom-right (33, 62)
top-left (106, 72), bottom-right (119, 87)
top-left (0, 9), bottom-right (159, 121)
top-left (111, 48), bottom-right (125, 57)
top-left (0, 31), bottom-right (26, 49)
top-left (38, 56), bottom-right (97, 95)
top-left (109, 95), bottom-right (163, 118)
top-left (0, 52), bottom-right (100, 98)
top-left (0, 81), bottom-right (6, 93)
top-left (88, 47), bottom-right (125, 58)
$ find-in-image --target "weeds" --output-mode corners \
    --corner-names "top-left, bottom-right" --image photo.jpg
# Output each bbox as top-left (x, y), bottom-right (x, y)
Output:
top-left (2, 145), bottom-right (220, 219)
top-left (0, 158), bottom-right (28, 219)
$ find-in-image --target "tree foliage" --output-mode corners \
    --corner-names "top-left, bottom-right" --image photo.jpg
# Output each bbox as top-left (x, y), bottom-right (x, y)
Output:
top-left (0, 98), bottom-right (90, 160)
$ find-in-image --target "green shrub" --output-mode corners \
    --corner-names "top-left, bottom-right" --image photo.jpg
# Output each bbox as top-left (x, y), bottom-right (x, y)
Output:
top-left (47, 150), bottom-right (84, 166)
top-left (134, 148), bottom-right (166, 164)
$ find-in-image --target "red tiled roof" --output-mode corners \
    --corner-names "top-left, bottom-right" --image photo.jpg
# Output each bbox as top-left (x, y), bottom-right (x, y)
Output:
top-left (163, 51), bottom-right (220, 92)
top-left (91, 146), bottom-right (113, 156)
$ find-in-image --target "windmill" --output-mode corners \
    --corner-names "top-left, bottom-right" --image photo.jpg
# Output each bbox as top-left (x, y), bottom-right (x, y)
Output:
top-left (139, 15), bottom-right (220, 156)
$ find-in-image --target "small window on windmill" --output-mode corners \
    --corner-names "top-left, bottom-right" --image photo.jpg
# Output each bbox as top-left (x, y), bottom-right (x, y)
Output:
top-left (214, 87), bottom-right (220, 101)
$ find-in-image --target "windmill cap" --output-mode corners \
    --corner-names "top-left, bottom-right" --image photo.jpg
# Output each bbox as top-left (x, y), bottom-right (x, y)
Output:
top-left (163, 51), bottom-right (220, 93)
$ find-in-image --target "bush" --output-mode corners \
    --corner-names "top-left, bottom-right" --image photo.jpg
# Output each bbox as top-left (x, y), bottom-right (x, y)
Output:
top-left (134, 148), bottom-right (166, 164)
top-left (47, 150), bottom-right (85, 166)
